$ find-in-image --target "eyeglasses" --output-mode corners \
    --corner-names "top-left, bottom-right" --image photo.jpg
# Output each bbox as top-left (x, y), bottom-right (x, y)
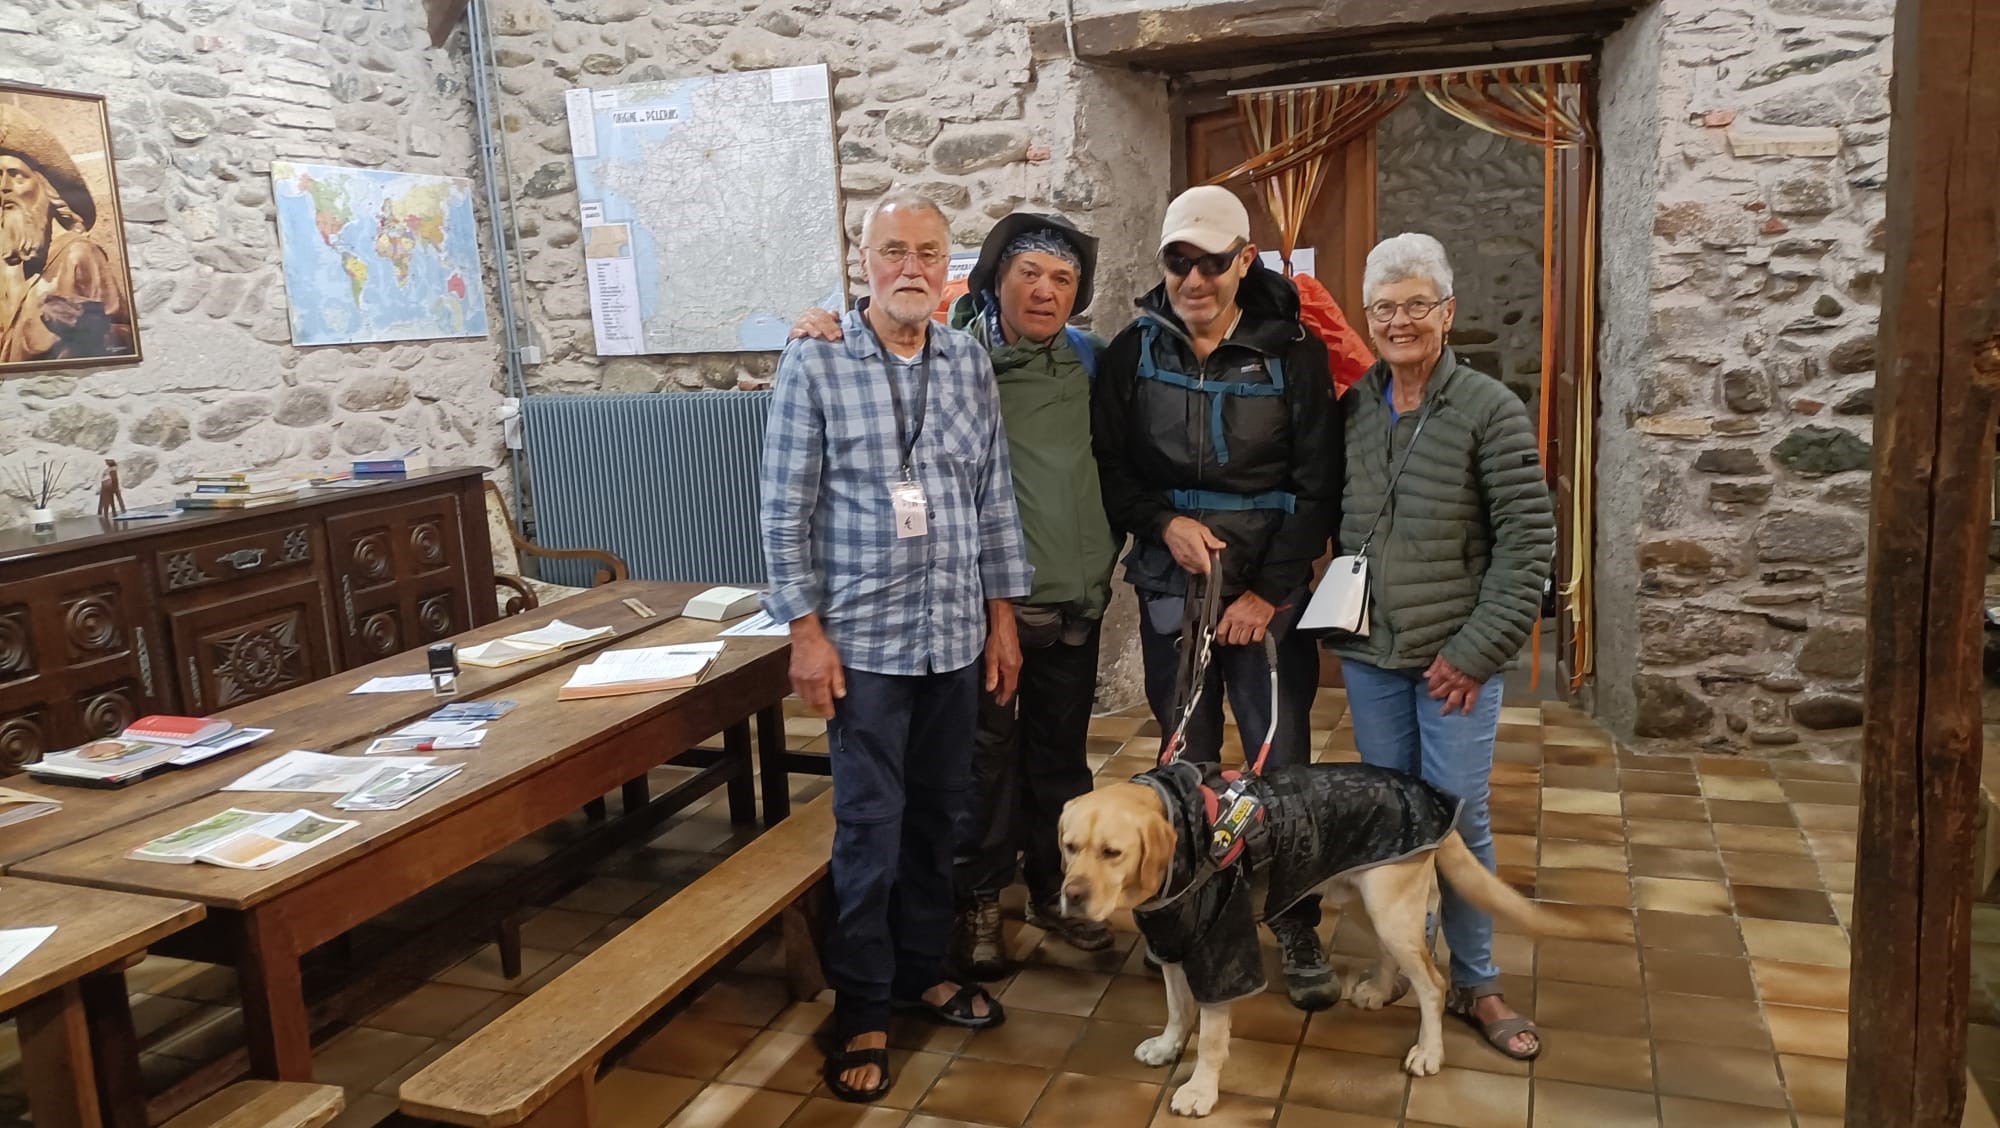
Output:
top-left (1161, 241), bottom-right (1246, 279)
top-left (1364, 297), bottom-right (1451, 323)
top-left (870, 244), bottom-right (948, 270)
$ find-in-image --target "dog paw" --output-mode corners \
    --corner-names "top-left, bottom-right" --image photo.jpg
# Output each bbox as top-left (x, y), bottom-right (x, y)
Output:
top-left (1134, 1034), bottom-right (1181, 1067)
top-left (1170, 1082), bottom-right (1218, 1117)
top-left (1348, 981), bottom-right (1390, 1010)
top-left (1403, 1042), bottom-right (1443, 1077)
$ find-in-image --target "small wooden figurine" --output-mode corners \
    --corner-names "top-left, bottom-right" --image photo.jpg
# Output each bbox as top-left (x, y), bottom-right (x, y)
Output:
top-left (96, 458), bottom-right (125, 518)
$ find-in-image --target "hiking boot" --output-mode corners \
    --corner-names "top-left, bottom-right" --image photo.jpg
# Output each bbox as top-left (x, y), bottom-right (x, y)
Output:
top-left (953, 900), bottom-right (1008, 981)
top-left (1026, 899), bottom-right (1113, 952)
top-left (1268, 916), bottom-right (1340, 1011)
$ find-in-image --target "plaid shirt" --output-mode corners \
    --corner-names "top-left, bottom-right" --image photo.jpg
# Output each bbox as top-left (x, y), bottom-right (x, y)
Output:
top-left (760, 304), bottom-right (1033, 676)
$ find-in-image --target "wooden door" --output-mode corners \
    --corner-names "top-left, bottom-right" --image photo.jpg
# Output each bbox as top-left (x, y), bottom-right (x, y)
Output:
top-left (167, 576), bottom-right (337, 713)
top-left (1183, 107), bottom-right (1377, 321)
top-left (325, 494), bottom-right (473, 666)
top-left (0, 557), bottom-right (162, 769)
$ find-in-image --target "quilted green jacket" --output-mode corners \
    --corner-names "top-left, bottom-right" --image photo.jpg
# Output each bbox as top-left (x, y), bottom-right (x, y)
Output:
top-left (1327, 350), bottom-right (1555, 683)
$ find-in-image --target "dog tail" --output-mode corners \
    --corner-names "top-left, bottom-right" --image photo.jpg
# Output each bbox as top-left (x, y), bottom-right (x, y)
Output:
top-left (1433, 833), bottom-right (1600, 940)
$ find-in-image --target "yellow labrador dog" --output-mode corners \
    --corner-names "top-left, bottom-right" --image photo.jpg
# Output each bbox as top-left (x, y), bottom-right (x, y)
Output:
top-left (1058, 762), bottom-right (1565, 1118)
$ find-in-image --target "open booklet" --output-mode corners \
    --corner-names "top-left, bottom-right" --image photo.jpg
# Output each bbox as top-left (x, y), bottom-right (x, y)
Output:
top-left (130, 809), bottom-right (358, 869)
top-left (223, 750), bottom-right (433, 794)
top-left (0, 786), bottom-right (60, 829)
top-left (557, 642), bottom-right (724, 701)
top-left (458, 619), bottom-right (617, 668)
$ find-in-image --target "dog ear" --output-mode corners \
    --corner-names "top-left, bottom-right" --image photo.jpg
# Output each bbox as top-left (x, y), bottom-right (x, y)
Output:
top-left (1130, 797), bottom-right (1176, 905)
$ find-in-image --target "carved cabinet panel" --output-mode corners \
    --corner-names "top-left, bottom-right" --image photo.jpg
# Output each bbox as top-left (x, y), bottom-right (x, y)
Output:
top-left (325, 495), bottom-right (474, 667)
top-left (0, 557), bottom-right (162, 770)
top-left (167, 577), bottom-right (337, 713)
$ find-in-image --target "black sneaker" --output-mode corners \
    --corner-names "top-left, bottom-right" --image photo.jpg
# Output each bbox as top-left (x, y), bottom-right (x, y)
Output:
top-left (1268, 916), bottom-right (1340, 1011)
top-left (1025, 899), bottom-right (1113, 952)
top-left (953, 900), bottom-right (1008, 981)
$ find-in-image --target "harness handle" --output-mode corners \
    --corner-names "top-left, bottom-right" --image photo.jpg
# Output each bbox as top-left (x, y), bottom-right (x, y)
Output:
top-left (1160, 547), bottom-right (1225, 767)
top-left (1247, 632), bottom-right (1279, 777)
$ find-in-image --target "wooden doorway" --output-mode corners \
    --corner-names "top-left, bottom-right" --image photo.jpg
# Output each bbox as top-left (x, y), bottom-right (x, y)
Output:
top-left (1181, 107), bottom-right (1378, 322)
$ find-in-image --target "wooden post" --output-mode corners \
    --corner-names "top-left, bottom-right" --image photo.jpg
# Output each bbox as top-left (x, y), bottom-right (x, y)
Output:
top-left (1846, 0), bottom-right (2000, 1123)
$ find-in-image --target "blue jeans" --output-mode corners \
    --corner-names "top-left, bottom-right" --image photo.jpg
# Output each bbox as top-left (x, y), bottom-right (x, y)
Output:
top-left (1340, 658), bottom-right (1505, 990)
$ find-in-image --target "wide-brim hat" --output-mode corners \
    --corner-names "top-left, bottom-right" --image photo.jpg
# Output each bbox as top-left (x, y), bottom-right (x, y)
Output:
top-left (0, 104), bottom-right (94, 230)
top-left (967, 211), bottom-right (1098, 316)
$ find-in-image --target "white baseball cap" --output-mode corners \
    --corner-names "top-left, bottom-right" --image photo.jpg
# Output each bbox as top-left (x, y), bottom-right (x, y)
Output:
top-left (1159, 185), bottom-right (1251, 254)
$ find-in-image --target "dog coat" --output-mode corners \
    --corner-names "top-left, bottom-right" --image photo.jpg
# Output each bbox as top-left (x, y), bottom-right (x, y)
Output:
top-left (1130, 761), bottom-right (1464, 1005)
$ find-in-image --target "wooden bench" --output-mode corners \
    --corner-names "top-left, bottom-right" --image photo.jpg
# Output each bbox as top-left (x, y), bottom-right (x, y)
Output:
top-left (399, 793), bottom-right (837, 1127)
top-left (162, 1082), bottom-right (343, 1128)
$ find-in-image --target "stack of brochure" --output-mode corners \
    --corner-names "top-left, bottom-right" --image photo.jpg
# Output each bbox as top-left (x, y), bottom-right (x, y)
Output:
top-left (458, 620), bottom-right (616, 668)
top-left (557, 642), bottom-right (724, 701)
top-left (27, 727), bottom-right (273, 788)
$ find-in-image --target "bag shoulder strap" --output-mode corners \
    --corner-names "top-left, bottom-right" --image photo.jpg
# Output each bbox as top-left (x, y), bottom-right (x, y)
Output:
top-left (1355, 400), bottom-right (1436, 561)
top-left (1065, 326), bottom-right (1097, 382)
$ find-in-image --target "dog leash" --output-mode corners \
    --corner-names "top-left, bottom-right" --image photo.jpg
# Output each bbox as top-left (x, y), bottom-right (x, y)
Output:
top-left (1157, 548), bottom-right (1282, 780)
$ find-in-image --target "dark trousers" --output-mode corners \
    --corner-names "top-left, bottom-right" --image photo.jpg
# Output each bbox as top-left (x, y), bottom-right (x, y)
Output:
top-left (824, 662), bottom-right (980, 1038)
top-left (955, 617), bottom-right (1101, 907)
top-left (1136, 588), bottom-right (1323, 930)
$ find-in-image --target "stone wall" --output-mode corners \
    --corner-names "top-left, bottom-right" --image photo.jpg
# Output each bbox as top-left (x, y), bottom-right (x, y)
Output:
top-left (1376, 97), bottom-right (1545, 406)
top-left (0, 0), bottom-right (506, 527)
top-left (1591, 0), bottom-right (1888, 757)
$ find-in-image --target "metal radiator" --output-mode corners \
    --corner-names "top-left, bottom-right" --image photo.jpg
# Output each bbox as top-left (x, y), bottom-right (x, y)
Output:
top-left (521, 391), bottom-right (770, 586)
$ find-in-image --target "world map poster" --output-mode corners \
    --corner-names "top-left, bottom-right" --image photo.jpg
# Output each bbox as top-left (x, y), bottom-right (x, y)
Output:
top-left (270, 161), bottom-right (490, 347)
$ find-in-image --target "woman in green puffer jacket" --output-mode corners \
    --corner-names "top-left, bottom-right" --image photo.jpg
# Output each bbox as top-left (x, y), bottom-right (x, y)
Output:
top-left (1329, 232), bottom-right (1555, 1062)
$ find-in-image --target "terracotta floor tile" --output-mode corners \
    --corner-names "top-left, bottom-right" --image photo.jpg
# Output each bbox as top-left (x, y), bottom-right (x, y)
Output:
top-left (1626, 819), bottom-right (1718, 850)
top-left (327, 1093), bottom-right (397, 1128)
top-left (1540, 812), bottom-right (1624, 844)
top-left (363, 982), bottom-right (507, 1038)
top-left (1539, 840), bottom-right (1628, 872)
top-left (1274, 1106), bottom-right (1398, 1128)
top-left (1633, 877), bottom-right (1732, 916)
top-left (1779, 1052), bottom-right (1847, 1115)
top-left (886, 1012), bottom-right (972, 1054)
top-left (1530, 1079), bottom-right (1661, 1126)
top-left (520, 907), bottom-right (619, 951)
top-left (1284, 1047), bottom-right (1410, 1117)
top-left (958, 1009), bottom-right (1085, 1068)
top-left (782, 1097), bottom-right (911, 1128)
top-left (1623, 793), bottom-right (1710, 822)
top-left (1002, 967), bottom-right (1114, 1017)
top-left (1700, 776), bottom-right (1788, 803)
top-left (1712, 825), bottom-right (1809, 857)
top-left (1623, 770), bottom-right (1702, 796)
top-left (311, 1026), bottom-right (435, 1094)
top-left (1542, 765), bottom-right (1619, 792)
top-left (1147, 1093), bottom-right (1277, 1127)
top-left (1494, 833), bottom-right (1540, 867)
top-left (1819, 861), bottom-right (1855, 895)
top-left (1405, 1066), bottom-right (1529, 1127)
top-left (1536, 939), bottom-right (1642, 988)
top-left (661, 1081), bottom-right (802, 1128)
top-left (1718, 852), bottom-right (1823, 890)
top-left (1737, 920), bottom-right (1849, 967)
top-left (556, 876), bottom-right (658, 915)
top-left (1731, 885), bottom-right (1838, 926)
top-left (431, 944), bottom-right (563, 992)
top-left (1628, 846), bottom-right (1726, 882)
top-left (1792, 803), bottom-right (1858, 831)
top-left (714, 1030), bottom-right (822, 1093)
top-left (584, 1070), bottom-right (700, 1127)
top-left (623, 1017), bottom-right (764, 1080)
top-left (1752, 960), bottom-right (1849, 1011)
top-left (1657, 1095), bottom-right (1790, 1128)
top-left (867, 1049), bottom-right (953, 1109)
top-left (682, 975), bottom-right (792, 1028)
top-left (1534, 904), bottom-right (1636, 945)
top-left (1653, 1040), bottom-right (1786, 1109)
top-left (1025, 1072), bottom-right (1161, 1127)
top-left (1704, 801), bottom-right (1796, 829)
top-left (1802, 829), bottom-right (1858, 863)
top-left (1535, 869), bottom-right (1632, 907)
top-left (1770, 760), bottom-right (1855, 782)
top-left (1968, 1023), bottom-right (2000, 1079)
top-left (1492, 931), bottom-right (1537, 978)
top-left (1643, 950), bottom-right (1756, 1000)
top-left (1646, 992), bottom-right (1772, 1051)
top-left (1543, 787), bottom-right (1623, 817)
top-left (1543, 745), bottom-right (1613, 769)
top-left (919, 1058), bottom-right (1050, 1126)
top-left (1532, 1029), bottom-right (1654, 1092)
top-left (1492, 806), bottom-right (1542, 836)
top-left (1229, 989), bottom-right (1311, 1044)
top-left (1301, 1000), bottom-right (1422, 1058)
top-left (1062, 1019), bottom-right (1179, 1084)
top-left (1763, 1003), bottom-right (1847, 1061)
top-left (1779, 779), bottom-right (1860, 806)
top-left (1531, 980), bottom-right (1648, 1039)
top-left (770, 999), bottom-right (836, 1036)
top-left (1095, 974), bottom-right (1169, 1025)
top-left (1164, 1037), bottom-right (1297, 1099)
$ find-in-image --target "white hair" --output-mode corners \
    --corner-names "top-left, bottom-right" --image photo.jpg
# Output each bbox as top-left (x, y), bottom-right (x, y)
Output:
top-left (859, 188), bottom-right (948, 247)
top-left (1363, 232), bottom-right (1454, 303)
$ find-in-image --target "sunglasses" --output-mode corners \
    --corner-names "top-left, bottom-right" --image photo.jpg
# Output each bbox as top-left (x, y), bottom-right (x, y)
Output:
top-left (1161, 240), bottom-right (1246, 279)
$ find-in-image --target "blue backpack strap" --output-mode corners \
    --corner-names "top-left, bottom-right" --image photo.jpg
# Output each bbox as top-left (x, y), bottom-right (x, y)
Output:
top-left (1065, 325), bottom-right (1097, 382)
top-left (1135, 320), bottom-right (1284, 467)
top-left (1168, 488), bottom-right (1296, 513)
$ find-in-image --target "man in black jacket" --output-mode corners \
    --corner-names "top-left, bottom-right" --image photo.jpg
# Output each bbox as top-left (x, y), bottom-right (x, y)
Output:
top-left (1091, 185), bottom-right (1344, 1009)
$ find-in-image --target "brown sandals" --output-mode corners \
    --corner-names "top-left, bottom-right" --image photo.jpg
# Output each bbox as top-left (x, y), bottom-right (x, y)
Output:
top-left (1446, 985), bottom-right (1541, 1060)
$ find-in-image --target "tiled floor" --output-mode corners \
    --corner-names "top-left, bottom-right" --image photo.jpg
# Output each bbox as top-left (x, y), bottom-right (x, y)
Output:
top-left (7, 693), bottom-right (2000, 1126)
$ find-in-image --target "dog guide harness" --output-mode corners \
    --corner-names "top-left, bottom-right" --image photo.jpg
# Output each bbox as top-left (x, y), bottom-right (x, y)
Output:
top-left (1134, 550), bottom-right (1462, 1005)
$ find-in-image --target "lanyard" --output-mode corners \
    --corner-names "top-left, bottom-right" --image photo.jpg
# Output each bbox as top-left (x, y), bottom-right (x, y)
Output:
top-left (878, 329), bottom-right (930, 478)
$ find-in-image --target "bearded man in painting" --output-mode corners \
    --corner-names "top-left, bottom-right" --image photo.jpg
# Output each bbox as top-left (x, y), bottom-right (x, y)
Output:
top-left (0, 103), bottom-right (132, 364)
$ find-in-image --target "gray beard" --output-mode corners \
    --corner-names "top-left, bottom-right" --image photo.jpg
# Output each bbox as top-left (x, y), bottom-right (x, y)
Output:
top-left (0, 205), bottom-right (48, 268)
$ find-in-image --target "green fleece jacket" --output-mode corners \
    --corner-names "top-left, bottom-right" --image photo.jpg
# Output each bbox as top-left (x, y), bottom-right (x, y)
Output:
top-left (1329, 349), bottom-right (1555, 682)
top-left (949, 294), bottom-right (1117, 617)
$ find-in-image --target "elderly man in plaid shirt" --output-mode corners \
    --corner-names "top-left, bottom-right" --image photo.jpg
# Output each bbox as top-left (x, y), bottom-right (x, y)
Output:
top-left (760, 188), bottom-right (1031, 1104)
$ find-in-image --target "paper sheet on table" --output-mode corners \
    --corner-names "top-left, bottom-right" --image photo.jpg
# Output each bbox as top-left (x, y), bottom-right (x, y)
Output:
top-left (563, 642), bottom-right (724, 690)
top-left (0, 926), bottom-right (56, 980)
top-left (393, 721), bottom-right (484, 739)
top-left (223, 750), bottom-right (433, 794)
top-left (719, 611), bottom-right (790, 638)
top-left (350, 675), bottom-right (435, 694)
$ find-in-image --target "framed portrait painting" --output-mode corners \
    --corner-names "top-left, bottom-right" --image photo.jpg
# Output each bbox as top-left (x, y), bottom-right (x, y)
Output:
top-left (0, 82), bottom-right (141, 376)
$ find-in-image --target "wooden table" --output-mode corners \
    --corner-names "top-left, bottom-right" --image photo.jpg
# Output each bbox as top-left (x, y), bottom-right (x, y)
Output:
top-left (12, 612), bottom-right (792, 1083)
top-left (0, 879), bottom-right (204, 1128)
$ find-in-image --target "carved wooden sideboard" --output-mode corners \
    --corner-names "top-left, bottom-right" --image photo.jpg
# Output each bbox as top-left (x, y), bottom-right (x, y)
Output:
top-left (0, 467), bottom-right (496, 771)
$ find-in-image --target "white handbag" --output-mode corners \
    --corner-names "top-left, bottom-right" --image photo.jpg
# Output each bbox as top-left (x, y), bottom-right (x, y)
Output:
top-left (1299, 400), bottom-right (1435, 638)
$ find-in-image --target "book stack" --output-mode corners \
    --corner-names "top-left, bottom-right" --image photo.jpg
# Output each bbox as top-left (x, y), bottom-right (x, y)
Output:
top-left (558, 641), bottom-right (724, 701)
top-left (352, 449), bottom-right (430, 479)
top-left (177, 469), bottom-right (303, 510)
top-left (457, 620), bottom-right (616, 668)
top-left (26, 722), bottom-right (272, 788)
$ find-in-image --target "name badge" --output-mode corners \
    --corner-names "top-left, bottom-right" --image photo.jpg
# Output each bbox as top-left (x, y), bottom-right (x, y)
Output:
top-left (890, 477), bottom-right (928, 539)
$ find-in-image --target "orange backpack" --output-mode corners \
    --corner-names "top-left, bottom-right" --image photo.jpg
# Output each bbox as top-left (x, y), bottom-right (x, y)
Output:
top-left (1290, 273), bottom-right (1374, 396)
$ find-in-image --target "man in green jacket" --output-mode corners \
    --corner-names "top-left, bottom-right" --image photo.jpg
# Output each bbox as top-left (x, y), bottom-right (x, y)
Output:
top-left (789, 213), bottom-right (1118, 978)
